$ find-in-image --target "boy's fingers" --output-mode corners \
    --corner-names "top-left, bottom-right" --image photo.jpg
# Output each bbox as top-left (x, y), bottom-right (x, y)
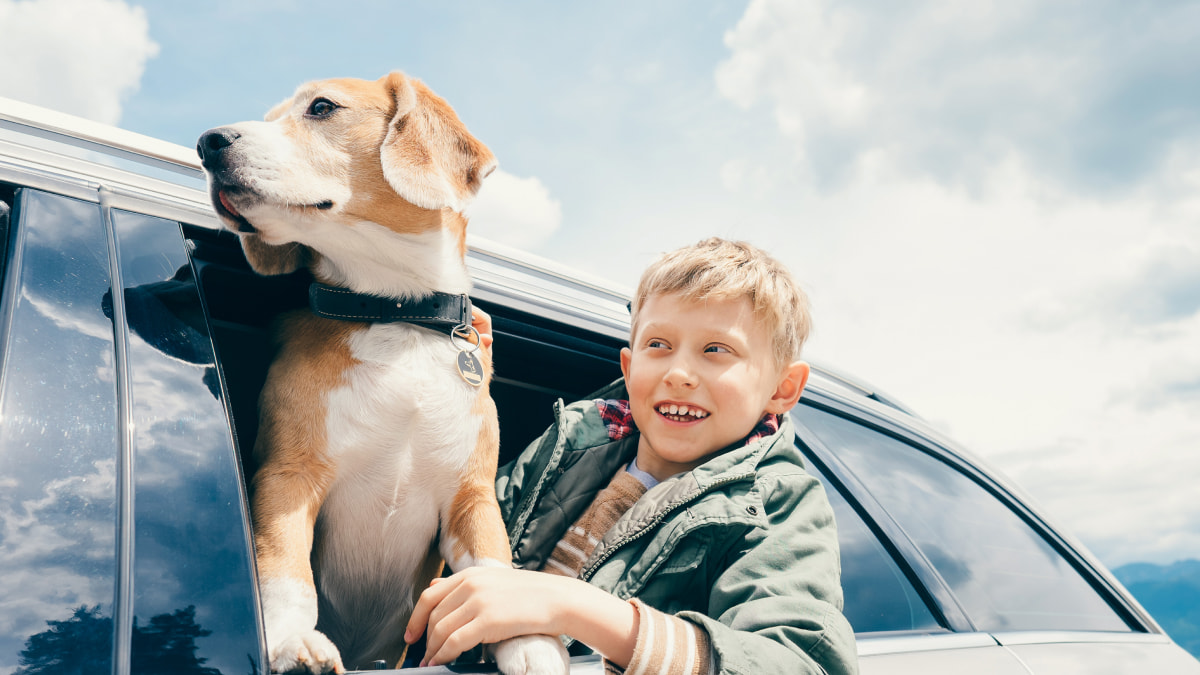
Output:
top-left (423, 613), bottom-right (480, 667)
top-left (470, 308), bottom-right (494, 349)
top-left (405, 576), bottom-right (456, 643)
top-left (420, 597), bottom-right (476, 666)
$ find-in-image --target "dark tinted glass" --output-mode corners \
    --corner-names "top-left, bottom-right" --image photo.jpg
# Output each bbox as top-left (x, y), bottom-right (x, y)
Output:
top-left (0, 190), bottom-right (118, 674)
top-left (111, 209), bottom-right (262, 675)
top-left (796, 405), bottom-right (1131, 632)
top-left (797, 441), bottom-right (940, 634)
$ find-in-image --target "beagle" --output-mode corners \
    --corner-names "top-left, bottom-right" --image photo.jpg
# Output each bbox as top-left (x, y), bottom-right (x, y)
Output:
top-left (197, 72), bottom-right (568, 675)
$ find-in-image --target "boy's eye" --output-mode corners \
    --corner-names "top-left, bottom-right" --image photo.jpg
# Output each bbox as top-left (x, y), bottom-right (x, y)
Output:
top-left (705, 344), bottom-right (731, 354)
top-left (647, 339), bottom-right (669, 349)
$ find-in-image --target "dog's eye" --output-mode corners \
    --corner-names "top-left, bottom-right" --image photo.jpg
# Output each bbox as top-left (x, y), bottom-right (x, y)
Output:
top-left (306, 98), bottom-right (339, 118)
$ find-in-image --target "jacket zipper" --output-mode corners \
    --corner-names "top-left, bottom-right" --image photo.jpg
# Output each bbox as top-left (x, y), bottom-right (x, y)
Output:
top-left (509, 399), bottom-right (567, 549)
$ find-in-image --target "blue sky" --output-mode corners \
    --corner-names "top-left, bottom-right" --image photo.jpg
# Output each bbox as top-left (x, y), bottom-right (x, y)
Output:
top-left (4, 0), bottom-right (1200, 569)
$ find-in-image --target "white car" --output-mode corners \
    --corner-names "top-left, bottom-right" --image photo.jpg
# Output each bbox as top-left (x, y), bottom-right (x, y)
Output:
top-left (1, 96), bottom-right (1197, 674)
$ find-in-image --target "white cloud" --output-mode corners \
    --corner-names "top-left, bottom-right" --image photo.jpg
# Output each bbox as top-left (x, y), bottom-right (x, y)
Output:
top-left (716, 0), bottom-right (1200, 193)
top-left (715, 0), bottom-right (1200, 567)
top-left (792, 158), bottom-right (1200, 570)
top-left (0, 0), bottom-right (159, 125)
top-left (466, 169), bottom-right (563, 251)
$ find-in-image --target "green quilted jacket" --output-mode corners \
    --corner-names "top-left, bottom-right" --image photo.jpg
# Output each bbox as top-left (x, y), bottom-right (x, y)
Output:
top-left (496, 379), bottom-right (859, 675)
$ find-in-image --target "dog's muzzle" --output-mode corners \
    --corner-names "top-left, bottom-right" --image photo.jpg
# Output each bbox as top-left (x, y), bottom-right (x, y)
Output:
top-left (197, 127), bottom-right (259, 234)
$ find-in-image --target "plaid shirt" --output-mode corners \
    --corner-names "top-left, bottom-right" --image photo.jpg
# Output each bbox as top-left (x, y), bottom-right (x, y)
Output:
top-left (594, 399), bottom-right (780, 446)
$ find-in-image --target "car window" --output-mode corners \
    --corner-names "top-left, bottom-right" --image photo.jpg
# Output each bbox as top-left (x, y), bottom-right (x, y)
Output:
top-left (795, 404), bottom-right (1132, 633)
top-left (111, 209), bottom-right (262, 675)
top-left (796, 440), bottom-right (942, 634)
top-left (0, 189), bottom-right (120, 674)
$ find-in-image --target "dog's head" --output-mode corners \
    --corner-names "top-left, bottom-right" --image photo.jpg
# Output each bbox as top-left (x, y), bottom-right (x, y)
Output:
top-left (196, 72), bottom-right (496, 276)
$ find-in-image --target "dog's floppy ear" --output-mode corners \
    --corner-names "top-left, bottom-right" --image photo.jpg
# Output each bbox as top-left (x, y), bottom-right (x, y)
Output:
top-left (379, 72), bottom-right (497, 213)
top-left (239, 233), bottom-right (310, 276)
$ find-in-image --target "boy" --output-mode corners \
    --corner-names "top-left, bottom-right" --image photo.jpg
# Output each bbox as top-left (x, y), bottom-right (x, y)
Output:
top-left (406, 238), bottom-right (858, 674)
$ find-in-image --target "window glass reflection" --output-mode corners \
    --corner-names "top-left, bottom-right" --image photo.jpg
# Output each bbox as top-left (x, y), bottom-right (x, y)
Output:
top-left (796, 405), bottom-right (1131, 633)
top-left (795, 436), bottom-right (941, 634)
top-left (0, 190), bottom-right (118, 674)
top-left (111, 209), bottom-right (261, 675)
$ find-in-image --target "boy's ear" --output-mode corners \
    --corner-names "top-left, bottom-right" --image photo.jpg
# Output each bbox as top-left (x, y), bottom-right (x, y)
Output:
top-left (620, 347), bottom-right (633, 382)
top-left (765, 361), bottom-right (810, 414)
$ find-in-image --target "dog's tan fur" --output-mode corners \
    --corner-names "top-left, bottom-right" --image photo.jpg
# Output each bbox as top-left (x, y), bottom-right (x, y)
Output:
top-left (199, 72), bottom-right (568, 675)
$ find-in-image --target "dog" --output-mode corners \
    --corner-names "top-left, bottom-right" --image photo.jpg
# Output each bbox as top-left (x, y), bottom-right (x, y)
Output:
top-left (196, 72), bottom-right (569, 675)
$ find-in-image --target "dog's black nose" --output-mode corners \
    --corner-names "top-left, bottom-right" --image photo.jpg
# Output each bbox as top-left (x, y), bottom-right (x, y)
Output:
top-left (196, 127), bottom-right (241, 167)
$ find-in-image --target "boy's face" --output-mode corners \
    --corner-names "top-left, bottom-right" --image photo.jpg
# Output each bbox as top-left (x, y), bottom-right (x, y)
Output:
top-left (620, 292), bottom-right (809, 481)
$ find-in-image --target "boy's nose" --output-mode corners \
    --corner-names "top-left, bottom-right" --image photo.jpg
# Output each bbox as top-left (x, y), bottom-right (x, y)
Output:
top-left (664, 360), bottom-right (698, 389)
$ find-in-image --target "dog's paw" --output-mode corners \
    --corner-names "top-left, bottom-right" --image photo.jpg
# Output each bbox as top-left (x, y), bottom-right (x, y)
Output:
top-left (490, 634), bottom-right (570, 675)
top-left (269, 630), bottom-right (345, 674)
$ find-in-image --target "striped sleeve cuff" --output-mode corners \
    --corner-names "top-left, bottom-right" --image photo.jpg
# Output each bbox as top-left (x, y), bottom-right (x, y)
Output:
top-left (617, 599), bottom-right (714, 675)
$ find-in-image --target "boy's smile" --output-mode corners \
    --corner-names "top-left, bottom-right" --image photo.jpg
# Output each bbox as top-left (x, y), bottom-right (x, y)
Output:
top-left (656, 403), bottom-right (709, 422)
top-left (620, 292), bottom-right (808, 481)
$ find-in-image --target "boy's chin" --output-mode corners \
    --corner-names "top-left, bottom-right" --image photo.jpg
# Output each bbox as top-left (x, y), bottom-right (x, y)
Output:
top-left (638, 441), bottom-right (724, 476)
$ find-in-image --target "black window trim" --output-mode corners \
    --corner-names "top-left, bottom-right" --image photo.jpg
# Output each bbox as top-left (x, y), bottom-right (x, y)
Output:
top-left (794, 389), bottom-right (1157, 636)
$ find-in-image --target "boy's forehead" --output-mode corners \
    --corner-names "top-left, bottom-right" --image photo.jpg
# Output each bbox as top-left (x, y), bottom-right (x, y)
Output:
top-left (633, 292), bottom-right (765, 338)
top-left (641, 290), bottom-right (746, 312)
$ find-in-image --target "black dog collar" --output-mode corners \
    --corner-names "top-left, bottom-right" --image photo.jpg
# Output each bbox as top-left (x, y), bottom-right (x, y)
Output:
top-left (308, 283), bottom-right (472, 334)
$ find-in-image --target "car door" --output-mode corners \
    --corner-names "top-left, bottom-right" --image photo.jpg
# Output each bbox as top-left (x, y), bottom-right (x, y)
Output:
top-left (0, 186), bottom-right (264, 675)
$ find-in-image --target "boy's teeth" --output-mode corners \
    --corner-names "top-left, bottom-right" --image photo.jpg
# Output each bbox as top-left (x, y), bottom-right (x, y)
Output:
top-left (658, 404), bottom-right (708, 419)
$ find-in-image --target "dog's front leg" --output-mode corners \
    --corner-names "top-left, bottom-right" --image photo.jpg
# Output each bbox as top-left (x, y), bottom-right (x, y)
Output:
top-left (253, 462), bottom-right (343, 675)
top-left (440, 410), bottom-right (570, 675)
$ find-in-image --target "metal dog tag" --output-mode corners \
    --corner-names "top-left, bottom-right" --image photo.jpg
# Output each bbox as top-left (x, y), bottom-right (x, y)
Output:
top-left (456, 350), bottom-right (484, 387)
top-left (452, 324), bottom-right (484, 388)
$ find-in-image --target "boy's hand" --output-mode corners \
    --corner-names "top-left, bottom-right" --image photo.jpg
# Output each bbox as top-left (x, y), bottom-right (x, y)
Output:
top-left (405, 567), bottom-right (561, 667)
top-left (404, 566), bottom-right (639, 669)
top-left (471, 307), bottom-right (494, 350)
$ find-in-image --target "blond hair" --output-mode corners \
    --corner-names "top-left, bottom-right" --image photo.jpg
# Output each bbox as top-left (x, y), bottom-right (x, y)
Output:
top-left (630, 238), bottom-right (811, 368)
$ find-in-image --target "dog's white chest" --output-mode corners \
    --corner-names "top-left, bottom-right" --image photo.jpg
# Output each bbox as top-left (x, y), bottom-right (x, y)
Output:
top-left (326, 323), bottom-right (481, 472)
top-left (314, 323), bottom-right (483, 604)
